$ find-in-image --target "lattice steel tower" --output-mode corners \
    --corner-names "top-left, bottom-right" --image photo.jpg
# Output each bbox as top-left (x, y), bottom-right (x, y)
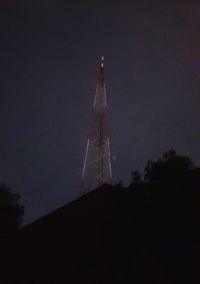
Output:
top-left (81, 56), bottom-right (112, 193)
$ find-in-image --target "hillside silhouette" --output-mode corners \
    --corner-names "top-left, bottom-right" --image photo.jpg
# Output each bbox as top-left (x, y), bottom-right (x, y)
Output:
top-left (1, 150), bottom-right (200, 283)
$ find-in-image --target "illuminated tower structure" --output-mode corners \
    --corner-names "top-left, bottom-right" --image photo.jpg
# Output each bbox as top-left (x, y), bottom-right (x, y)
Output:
top-left (81, 56), bottom-right (112, 193)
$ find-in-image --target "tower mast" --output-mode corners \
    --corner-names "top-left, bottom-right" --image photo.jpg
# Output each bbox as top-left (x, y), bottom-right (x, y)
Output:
top-left (81, 56), bottom-right (112, 193)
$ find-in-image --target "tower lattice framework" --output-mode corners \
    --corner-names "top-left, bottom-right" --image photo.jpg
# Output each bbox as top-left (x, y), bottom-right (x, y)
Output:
top-left (81, 56), bottom-right (112, 193)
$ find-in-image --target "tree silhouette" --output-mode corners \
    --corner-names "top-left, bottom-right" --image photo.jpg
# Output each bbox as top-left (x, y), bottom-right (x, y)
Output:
top-left (144, 149), bottom-right (194, 186)
top-left (0, 183), bottom-right (24, 236)
top-left (128, 149), bottom-right (200, 221)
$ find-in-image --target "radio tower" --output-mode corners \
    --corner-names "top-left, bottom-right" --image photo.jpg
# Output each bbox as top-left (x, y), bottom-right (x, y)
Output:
top-left (81, 56), bottom-right (112, 193)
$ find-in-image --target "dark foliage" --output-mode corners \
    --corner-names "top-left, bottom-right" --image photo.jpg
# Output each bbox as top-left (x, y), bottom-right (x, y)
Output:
top-left (0, 183), bottom-right (24, 236)
top-left (2, 150), bottom-right (200, 283)
top-left (144, 149), bottom-right (194, 185)
top-left (129, 150), bottom-right (200, 221)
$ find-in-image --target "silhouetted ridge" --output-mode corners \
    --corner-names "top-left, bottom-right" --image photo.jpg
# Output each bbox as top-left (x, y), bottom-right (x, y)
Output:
top-left (2, 170), bottom-right (198, 284)
top-left (20, 184), bottom-right (114, 236)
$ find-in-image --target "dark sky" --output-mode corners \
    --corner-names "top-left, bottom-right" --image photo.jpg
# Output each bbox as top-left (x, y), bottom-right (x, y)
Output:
top-left (0, 0), bottom-right (200, 223)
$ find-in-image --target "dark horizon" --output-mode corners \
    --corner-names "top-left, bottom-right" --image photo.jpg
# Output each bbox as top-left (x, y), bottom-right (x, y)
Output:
top-left (0, 0), bottom-right (200, 224)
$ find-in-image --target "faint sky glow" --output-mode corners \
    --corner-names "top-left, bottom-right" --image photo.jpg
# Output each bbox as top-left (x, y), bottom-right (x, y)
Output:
top-left (0, 0), bottom-right (200, 223)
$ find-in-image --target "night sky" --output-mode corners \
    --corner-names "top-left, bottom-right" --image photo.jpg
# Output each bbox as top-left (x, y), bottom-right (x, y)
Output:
top-left (0, 0), bottom-right (200, 224)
